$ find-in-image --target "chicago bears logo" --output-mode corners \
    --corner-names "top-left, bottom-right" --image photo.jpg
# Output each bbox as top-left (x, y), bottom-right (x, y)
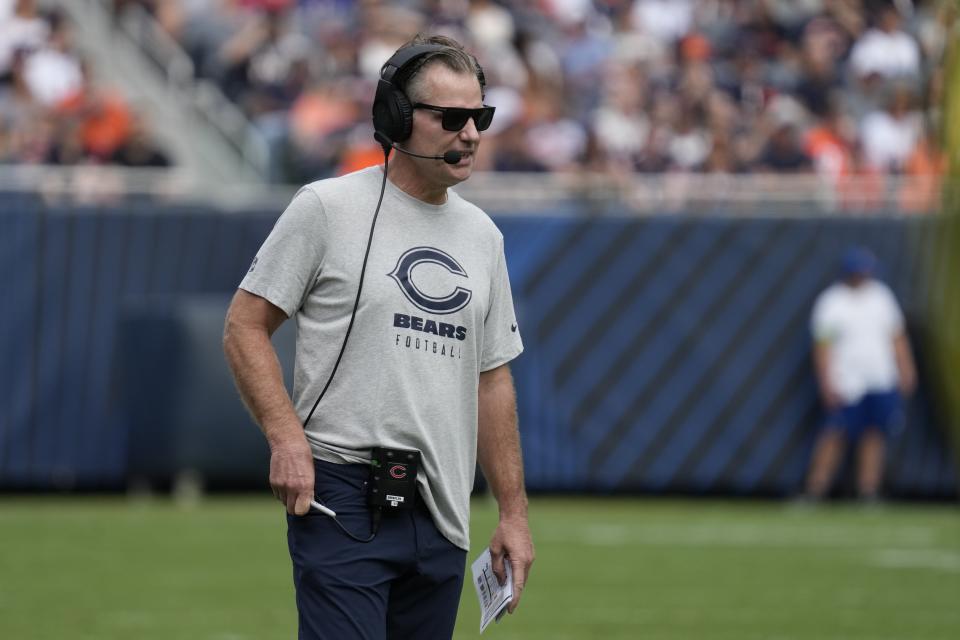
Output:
top-left (388, 247), bottom-right (472, 315)
top-left (389, 464), bottom-right (407, 479)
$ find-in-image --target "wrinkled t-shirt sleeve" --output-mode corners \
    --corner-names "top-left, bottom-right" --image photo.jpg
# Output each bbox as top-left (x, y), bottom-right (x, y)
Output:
top-left (480, 237), bottom-right (523, 371)
top-left (239, 187), bottom-right (326, 318)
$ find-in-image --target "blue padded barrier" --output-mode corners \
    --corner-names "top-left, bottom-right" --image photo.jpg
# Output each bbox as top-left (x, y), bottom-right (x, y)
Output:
top-left (1, 201), bottom-right (955, 497)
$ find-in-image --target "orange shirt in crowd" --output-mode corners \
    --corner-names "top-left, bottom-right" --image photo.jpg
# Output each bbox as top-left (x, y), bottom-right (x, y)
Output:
top-left (59, 90), bottom-right (133, 159)
top-left (805, 125), bottom-right (853, 178)
top-left (337, 143), bottom-right (385, 175)
top-left (899, 137), bottom-right (947, 213)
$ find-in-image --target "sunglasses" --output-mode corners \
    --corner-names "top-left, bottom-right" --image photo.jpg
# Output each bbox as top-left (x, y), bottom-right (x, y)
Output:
top-left (413, 103), bottom-right (496, 132)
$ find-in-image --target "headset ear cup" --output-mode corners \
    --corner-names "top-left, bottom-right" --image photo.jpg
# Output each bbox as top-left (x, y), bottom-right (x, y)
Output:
top-left (392, 90), bottom-right (414, 142)
top-left (372, 78), bottom-right (395, 144)
top-left (373, 87), bottom-right (413, 143)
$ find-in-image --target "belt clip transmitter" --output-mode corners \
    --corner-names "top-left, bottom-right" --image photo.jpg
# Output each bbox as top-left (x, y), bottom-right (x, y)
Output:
top-left (368, 447), bottom-right (420, 510)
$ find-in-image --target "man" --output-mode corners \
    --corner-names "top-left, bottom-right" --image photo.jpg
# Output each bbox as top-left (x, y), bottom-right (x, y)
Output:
top-left (223, 35), bottom-right (533, 639)
top-left (803, 246), bottom-right (917, 501)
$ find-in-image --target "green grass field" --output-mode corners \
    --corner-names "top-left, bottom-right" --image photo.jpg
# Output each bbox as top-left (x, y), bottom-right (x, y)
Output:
top-left (1, 496), bottom-right (957, 639)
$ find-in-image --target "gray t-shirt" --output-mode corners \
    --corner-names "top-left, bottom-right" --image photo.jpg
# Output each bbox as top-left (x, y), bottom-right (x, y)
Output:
top-left (240, 166), bottom-right (523, 550)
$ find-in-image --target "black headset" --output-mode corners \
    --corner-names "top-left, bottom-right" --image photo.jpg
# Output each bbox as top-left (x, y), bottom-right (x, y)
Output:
top-left (372, 43), bottom-right (486, 151)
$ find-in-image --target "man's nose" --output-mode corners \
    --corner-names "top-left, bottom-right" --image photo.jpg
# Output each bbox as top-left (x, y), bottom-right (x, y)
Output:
top-left (459, 116), bottom-right (481, 142)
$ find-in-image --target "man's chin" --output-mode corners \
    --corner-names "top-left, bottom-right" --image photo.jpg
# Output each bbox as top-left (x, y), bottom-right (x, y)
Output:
top-left (444, 164), bottom-right (473, 185)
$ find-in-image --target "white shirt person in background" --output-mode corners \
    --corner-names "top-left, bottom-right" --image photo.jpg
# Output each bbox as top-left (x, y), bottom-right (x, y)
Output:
top-left (802, 246), bottom-right (917, 502)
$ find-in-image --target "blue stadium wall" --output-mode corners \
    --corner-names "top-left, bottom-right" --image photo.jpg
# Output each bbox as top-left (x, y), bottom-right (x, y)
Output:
top-left (2, 200), bottom-right (956, 497)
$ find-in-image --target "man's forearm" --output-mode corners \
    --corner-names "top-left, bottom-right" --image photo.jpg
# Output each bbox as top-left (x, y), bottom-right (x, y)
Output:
top-left (812, 342), bottom-right (836, 402)
top-left (477, 365), bottom-right (528, 517)
top-left (813, 343), bottom-right (828, 387)
top-left (224, 292), bottom-right (315, 514)
top-left (223, 320), bottom-right (304, 449)
top-left (477, 364), bottom-right (534, 611)
top-left (893, 332), bottom-right (917, 394)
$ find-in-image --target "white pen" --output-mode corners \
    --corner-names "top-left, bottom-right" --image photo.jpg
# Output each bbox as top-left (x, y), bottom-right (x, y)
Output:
top-left (309, 500), bottom-right (337, 517)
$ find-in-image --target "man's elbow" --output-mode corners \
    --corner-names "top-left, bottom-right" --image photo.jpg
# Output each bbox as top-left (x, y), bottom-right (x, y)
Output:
top-left (222, 307), bottom-right (243, 365)
top-left (222, 296), bottom-right (259, 363)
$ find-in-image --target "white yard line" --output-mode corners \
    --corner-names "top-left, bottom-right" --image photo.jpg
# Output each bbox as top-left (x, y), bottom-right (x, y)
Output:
top-left (538, 522), bottom-right (947, 549)
top-left (870, 549), bottom-right (960, 572)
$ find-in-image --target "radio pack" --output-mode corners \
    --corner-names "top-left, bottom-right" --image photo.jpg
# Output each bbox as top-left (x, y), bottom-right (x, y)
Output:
top-left (368, 447), bottom-right (420, 510)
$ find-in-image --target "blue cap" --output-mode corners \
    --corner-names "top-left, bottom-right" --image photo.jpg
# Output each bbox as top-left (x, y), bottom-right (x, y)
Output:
top-left (840, 246), bottom-right (877, 276)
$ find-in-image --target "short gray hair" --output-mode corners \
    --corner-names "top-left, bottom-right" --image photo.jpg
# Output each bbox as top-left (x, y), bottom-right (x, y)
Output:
top-left (394, 34), bottom-right (484, 103)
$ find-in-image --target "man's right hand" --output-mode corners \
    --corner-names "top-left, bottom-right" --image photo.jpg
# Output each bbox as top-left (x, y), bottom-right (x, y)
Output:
top-left (820, 384), bottom-right (842, 411)
top-left (269, 437), bottom-right (315, 515)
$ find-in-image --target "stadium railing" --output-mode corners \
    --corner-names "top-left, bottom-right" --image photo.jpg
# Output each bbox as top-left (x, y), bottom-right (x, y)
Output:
top-left (0, 164), bottom-right (944, 216)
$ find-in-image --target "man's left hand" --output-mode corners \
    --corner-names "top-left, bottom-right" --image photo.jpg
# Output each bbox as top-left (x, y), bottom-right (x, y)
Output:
top-left (488, 515), bottom-right (534, 614)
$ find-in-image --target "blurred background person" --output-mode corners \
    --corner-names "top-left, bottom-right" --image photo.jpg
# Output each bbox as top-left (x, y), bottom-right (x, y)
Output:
top-left (802, 246), bottom-right (918, 503)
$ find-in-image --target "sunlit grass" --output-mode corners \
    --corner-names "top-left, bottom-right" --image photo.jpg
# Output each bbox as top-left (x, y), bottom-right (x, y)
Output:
top-left (0, 496), bottom-right (957, 639)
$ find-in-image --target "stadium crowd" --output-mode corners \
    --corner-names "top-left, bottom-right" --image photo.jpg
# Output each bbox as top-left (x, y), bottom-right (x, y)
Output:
top-left (0, 0), bottom-right (170, 169)
top-left (4, 0), bottom-right (952, 202)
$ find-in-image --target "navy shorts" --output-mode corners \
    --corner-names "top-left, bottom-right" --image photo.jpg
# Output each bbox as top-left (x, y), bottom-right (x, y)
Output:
top-left (824, 389), bottom-right (905, 438)
top-left (287, 459), bottom-right (467, 640)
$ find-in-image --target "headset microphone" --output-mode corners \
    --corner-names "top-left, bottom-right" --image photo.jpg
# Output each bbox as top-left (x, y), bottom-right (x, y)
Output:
top-left (395, 146), bottom-right (462, 165)
top-left (374, 131), bottom-right (462, 164)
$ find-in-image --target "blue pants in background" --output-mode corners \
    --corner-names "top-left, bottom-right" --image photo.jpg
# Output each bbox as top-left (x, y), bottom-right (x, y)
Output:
top-left (825, 389), bottom-right (905, 439)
